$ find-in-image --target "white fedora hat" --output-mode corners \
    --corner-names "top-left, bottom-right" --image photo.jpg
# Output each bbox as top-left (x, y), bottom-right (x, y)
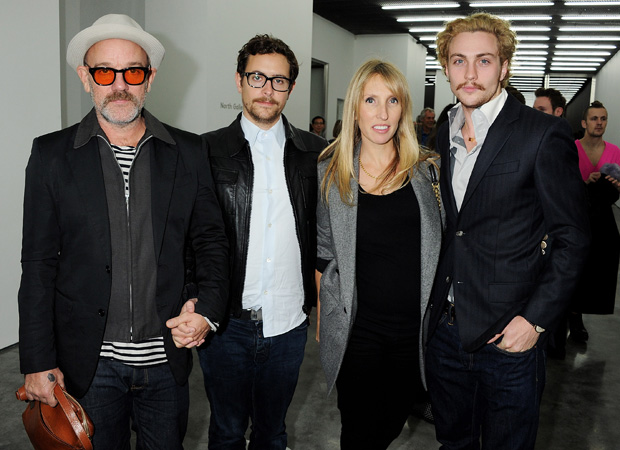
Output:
top-left (66, 14), bottom-right (165, 71)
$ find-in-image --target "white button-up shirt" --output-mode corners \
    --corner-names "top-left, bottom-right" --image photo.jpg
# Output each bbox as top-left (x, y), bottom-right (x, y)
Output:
top-left (240, 114), bottom-right (305, 337)
top-left (448, 89), bottom-right (508, 211)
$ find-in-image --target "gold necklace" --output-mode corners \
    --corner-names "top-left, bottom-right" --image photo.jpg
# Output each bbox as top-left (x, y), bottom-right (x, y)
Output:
top-left (462, 124), bottom-right (476, 142)
top-left (359, 155), bottom-right (378, 179)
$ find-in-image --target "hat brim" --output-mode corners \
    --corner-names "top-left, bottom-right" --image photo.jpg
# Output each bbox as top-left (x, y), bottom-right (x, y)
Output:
top-left (66, 23), bottom-right (165, 71)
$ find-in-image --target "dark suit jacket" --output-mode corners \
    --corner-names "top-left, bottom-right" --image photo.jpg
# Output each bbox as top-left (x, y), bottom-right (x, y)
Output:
top-left (428, 93), bottom-right (590, 352)
top-left (18, 109), bottom-right (229, 397)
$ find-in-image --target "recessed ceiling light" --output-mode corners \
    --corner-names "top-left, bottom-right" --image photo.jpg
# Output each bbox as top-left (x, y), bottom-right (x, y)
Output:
top-left (550, 66), bottom-right (597, 71)
top-left (470, 1), bottom-right (554, 6)
top-left (512, 70), bottom-right (546, 74)
top-left (558, 36), bottom-right (620, 40)
top-left (515, 56), bottom-right (548, 60)
top-left (515, 50), bottom-right (549, 55)
top-left (555, 51), bottom-right (611, 55)
top-left (553, 57), bottom-right (606, 61)
top-left (516, 43), bottom-right (549, 48)
top-left (499, 15), bottom-right (553, 20)
top-left (383, 2), bottom-right (460, 9)
top-left (512, 26), bottom-right (552, 31)
top-left (517, 36), bottom-right (550, 40)
top-left (513, 61), bottom-right (547, 65)
top-left (552, 61), bottom-right (601, 66)
top-left (408, 27), bottom-right (445, 33)
top-left (396, 16), bottom-right (462, 22)
top-left (419, 36), bottom-right (439, 41)
top-left (560, 26), bottom-right (620, 32)
top-left (556, 44), bottom-right (617, 49)
top-left (562, 15), bottom-right (620, 20)
top-left (564, 1), bottom-right (620, 5)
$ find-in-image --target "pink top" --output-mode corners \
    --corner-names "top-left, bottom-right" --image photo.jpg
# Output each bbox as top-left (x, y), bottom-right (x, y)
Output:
top-left (576, 140), bottom-right (620, 182)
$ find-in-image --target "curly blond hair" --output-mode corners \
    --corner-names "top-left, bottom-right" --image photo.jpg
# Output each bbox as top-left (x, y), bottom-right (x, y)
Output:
top-left (436, 13), bottom-right (517, 88)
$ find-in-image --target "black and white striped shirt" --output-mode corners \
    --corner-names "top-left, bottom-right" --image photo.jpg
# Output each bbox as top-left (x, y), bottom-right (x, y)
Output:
top-left (101, 143), bottom-right (168, 367)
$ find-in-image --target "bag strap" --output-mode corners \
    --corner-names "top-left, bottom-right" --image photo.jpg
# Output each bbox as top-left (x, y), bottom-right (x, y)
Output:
top-left (428, 161), bottom-right (441, 210)
top-left (53, 384), bottom-right (93, 450)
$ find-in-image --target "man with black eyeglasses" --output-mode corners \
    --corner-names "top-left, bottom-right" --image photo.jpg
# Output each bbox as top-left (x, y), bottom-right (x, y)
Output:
top-left (18, 14), bottom-right (229, 449)
top-left (198, 34), bottom-right (324, 449)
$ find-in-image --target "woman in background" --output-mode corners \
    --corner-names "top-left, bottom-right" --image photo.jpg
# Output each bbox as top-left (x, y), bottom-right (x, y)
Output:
top-left (315, 59), bottom-right (443, 449)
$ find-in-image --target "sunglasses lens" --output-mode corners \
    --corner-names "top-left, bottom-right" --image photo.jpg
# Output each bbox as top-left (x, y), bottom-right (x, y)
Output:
top-left (93, 68), bottom-right (115, 85)
top-left (124, 68), bottom-right (147, 85)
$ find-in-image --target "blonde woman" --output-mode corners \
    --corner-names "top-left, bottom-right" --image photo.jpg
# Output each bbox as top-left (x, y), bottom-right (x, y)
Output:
top-left (316, 60), bottom-right (443, 448)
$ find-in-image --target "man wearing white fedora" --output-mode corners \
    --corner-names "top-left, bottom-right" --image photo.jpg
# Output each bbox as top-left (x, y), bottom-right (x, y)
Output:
top-left (18, 14), bottom-right (229, 449)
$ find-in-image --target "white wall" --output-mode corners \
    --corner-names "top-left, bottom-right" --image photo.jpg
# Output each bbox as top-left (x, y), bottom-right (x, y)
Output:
top-left (146, 0), bottom-right (315, 134)
top-left (434, 69), bottom-right (456, 114)
top-left (353, 34), bottom-right (428, 118)
top-left (0, 1), bottom-right (61, 349)
top-left (594, 50), bottom-right (620, 147)
top-left (312, 15), bottom-right (356, 139)
top-left (312, 16), bottom-right (429, 137)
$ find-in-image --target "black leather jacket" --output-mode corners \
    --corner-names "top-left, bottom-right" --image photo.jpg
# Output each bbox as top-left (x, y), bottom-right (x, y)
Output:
top-left (203, 113), bottom-right (325, 318)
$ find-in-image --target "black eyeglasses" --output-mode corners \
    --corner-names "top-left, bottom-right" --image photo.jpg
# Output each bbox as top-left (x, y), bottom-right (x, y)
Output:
top-left (243, 72), bottom-right (292, 92)
top-left (86, 65), bottom-right (151, 86)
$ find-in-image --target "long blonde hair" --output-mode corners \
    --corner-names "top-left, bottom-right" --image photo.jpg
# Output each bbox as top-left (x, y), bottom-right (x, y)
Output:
top-left (319, 59), bottom-right (420, 204)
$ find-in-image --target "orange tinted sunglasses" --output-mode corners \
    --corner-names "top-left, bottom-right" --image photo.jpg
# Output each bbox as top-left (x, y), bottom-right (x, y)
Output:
top-left (86, 66), bottom-right (150, 86)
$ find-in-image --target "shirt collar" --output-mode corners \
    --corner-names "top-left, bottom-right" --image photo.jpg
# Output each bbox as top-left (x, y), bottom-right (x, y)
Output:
top-left (240, 113), bottom-right (286, 149)
top-left (448, 88), bottom-right (508, 140)
top-left (74, 108), bottom-right (175, 148)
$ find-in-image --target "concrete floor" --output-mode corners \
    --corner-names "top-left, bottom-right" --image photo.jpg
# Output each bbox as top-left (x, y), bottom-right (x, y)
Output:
top-left (2, 309), bottom-right (620, 449)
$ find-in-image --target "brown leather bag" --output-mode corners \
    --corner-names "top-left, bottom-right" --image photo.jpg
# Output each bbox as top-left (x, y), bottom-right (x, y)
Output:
top-left (16, 383), bottom-right (94, 450)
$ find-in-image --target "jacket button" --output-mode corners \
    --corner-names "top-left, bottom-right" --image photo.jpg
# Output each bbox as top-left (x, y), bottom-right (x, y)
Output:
top-left (344, 307), bottom-right (347, 314)
top-left (456, 231), bottom-right (464, 237)
top-left (105, 265), bottom-right (111, 273)
top-left (446, 276), bottom-right (451, 283)
top-left (98, 309), bottom-right (106, 317)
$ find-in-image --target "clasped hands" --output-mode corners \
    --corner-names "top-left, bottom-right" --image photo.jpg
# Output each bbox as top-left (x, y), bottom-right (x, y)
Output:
top-left (166, 298), bottom-right (211, 349)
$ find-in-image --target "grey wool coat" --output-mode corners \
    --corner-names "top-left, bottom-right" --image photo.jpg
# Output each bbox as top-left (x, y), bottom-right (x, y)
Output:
top-left (317, 147), bottom-right (444, 394)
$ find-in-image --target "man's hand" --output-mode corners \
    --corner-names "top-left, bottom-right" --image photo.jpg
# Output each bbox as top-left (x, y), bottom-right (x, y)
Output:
top-left (166, 298), bottom-right (210, 348)
top-left (24, 368), bottom-right (65, 406)
top-left (487, 315), bottom-right (540, 352)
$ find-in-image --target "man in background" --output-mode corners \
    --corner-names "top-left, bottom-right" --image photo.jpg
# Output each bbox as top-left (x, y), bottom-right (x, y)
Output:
top-left (534, 87), bottom-right (566, 117)
top-left (417, 107), bottom-right (436, 147)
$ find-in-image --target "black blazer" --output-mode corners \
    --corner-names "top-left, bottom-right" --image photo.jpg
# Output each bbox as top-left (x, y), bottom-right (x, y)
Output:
top-left (18, 110), bottom-right (229, 397)
top-left (428, 94), bottom-right (590, 352)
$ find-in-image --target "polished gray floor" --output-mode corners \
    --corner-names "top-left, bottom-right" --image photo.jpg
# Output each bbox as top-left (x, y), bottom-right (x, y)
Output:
top-left (2, 307), bottom-right (620, 449)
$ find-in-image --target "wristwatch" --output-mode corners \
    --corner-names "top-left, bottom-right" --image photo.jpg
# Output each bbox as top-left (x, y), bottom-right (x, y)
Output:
top-left (526, 319), bottom-right (545, 333)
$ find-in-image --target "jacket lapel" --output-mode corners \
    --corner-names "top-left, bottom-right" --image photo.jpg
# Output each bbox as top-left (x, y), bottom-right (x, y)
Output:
top-left (459, 95), bottom-right (520, 211)
top-left (66, 140), bottom-right (111, 259)
top-left (150, 138), bottom-right (178, 261)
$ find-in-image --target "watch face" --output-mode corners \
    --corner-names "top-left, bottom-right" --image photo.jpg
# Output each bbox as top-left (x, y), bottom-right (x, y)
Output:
top-left (535, 325), bottom-right (545, 333)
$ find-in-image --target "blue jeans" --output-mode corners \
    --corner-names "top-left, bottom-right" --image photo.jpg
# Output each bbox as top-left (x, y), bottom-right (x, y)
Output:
top-left (198, 317), bottom-right (308, 450)
top-left (426, 309), bottom-right (546, 450)
top-left (78, 358), bottom-right (189, 450)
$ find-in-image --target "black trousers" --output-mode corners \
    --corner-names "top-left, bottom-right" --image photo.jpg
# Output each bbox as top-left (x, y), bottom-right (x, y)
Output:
top-left (335, 324), bottom-right (423, 450)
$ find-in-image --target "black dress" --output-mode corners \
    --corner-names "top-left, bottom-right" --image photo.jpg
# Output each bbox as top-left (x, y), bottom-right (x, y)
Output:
top-left (572, 177), bottom-right (619, 314)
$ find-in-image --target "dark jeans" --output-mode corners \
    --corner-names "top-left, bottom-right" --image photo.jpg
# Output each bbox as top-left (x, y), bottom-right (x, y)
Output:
top-left (198, 317), bottom-right (308, 450)
top-left (426, 309), bottom-right (546, 450)
top-left (336, 324), bottom-right (422, 450)
top-left (78, 358), bottom-right (189, 450)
